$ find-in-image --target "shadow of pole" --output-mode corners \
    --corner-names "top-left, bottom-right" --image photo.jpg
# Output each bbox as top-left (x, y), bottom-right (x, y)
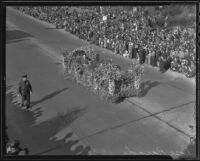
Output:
top-left (31, 87), bottom-right (68, 107)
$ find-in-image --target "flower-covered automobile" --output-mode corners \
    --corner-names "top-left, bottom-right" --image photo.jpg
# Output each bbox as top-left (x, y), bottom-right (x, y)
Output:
top-left (62, 46), bottom-right (144, 102)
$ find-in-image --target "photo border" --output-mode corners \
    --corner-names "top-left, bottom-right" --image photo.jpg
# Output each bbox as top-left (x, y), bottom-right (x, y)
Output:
top-left (1, 0), bottom-right (199, 160)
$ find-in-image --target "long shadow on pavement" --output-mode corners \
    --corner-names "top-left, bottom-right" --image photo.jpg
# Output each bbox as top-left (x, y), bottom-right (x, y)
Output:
top-left (139, 80), bottom-right (160, 97)
top-left (6, 85), bottom-right (13, 91)
top-left (6, 29), bottom-right (34, 44)
top-left (31, 87), bottom-right (68, 107)
top-left (33, 106), bottom-right (90, 155)
top-left (177, 138), bottom-right (196, 159)
top-left (6, 38), bottom-right (31, 44)
top-left (6, 86), bottom-right (91, 155)
top-left (45, 27), bottom-right (57, 30)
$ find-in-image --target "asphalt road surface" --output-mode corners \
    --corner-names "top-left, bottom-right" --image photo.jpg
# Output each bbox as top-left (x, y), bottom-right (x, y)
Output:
top-left (6, 7), bottom-right (196, 156)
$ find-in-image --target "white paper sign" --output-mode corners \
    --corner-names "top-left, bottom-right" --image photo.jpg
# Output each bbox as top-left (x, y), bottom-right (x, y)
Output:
top-left (103, 15), bottom-right (107, 21)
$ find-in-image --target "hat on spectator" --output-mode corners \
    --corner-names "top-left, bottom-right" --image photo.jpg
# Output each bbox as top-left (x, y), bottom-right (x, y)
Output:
top-left (22, 74), bottom-right (27, 78)
top-left (10, 140), bottom-right (19, 147)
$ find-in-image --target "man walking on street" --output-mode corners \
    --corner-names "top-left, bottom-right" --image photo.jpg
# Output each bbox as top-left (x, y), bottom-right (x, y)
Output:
top-left (18, 74), bottom-right (32, 109)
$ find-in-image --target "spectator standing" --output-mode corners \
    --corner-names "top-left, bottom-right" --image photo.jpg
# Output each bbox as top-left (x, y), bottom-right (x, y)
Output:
top-left (151, 50), bottom-right (156, 67)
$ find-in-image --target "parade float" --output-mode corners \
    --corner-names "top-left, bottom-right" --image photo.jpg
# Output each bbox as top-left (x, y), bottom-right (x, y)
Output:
top-left (62, 46), bottom-right (144, 102)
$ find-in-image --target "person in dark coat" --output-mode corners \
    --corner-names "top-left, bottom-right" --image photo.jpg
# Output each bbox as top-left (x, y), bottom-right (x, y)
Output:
top-left (139, 47), bottom-right (146, 64)
top-left (159, 55), bottom-right (165, 72)
top-left (131, 45), bottom-right (138, 59)
top-left (18, 74), bottom-right (32, 109)
top-left (155, 49), bottom-right (162, 67)
top-left (151, 51), bottom-right (156, 66)
top-left (125, 41), bottom-right (129, 52)
top-left (164, 55), bottom-right (172, 70)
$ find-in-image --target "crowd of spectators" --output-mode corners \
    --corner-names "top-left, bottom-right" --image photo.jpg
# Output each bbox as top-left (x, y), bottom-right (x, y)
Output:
top-left (15, 6), bottom-right (196, 78)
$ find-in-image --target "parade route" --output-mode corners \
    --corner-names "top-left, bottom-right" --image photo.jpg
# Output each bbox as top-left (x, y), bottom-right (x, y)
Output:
top-left (6, 7), bottom-right (196, 156)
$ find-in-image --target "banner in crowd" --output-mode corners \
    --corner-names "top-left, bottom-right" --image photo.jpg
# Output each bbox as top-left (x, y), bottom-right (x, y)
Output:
top-left (132, 7), bottom-right (137, 14)
top-left (102, 15), bottom-right (107, 21)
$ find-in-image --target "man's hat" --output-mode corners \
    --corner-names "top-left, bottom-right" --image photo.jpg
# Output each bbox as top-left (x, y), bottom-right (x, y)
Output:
top-left (10, 140), bottom-right (19, 146)
top-left (22, 74), bottom-right (27, 78)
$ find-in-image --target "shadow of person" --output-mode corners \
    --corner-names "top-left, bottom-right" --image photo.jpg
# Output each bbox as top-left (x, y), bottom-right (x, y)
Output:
top-left (159, 67), bottom-right (168, 74)
top-left (33, 110), bottom-right (43, 118)
top-left (6, 30), bottom-right (34, 43)
top-left (31, 87), bottom-right (68, 107)
top-left (45, 27), bottom-right (57, 30)
top-left (73, 145), bottom-right (86, 154)
top-left (139, 80), bottom-right (160, 97)
top-left (6, 85), bottom-right (13, 91)
top-left (115, 96), bottom-right (126, 104)
top-left (18, 147), bottom-right (29, 155)
top-left (177, 138), bottom-right (196, 160)
top-left (6, 38), bottom-right (30, 44)
top-left (78, 146), bottom-right (91, 155)
top-left (33, 133), bottom-right (74, 155)
top-left (159, 61), bottom-right (171, 73)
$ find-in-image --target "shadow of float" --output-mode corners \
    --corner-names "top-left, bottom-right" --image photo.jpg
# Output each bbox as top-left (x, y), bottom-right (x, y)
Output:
top-left (139, 80), bottom-right (160, 97)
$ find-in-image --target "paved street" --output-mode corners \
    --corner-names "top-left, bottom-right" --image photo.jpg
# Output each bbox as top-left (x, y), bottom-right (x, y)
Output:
top-left (6, 7), bottom-right (196, 156)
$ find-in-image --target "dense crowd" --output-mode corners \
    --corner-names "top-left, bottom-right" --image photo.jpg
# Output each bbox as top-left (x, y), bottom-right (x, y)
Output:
top-left (15, 6), bottom-right (196, 78)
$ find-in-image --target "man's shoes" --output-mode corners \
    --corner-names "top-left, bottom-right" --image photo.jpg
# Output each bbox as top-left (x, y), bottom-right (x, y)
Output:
top-left (26, 105), bottom-right (30, 110)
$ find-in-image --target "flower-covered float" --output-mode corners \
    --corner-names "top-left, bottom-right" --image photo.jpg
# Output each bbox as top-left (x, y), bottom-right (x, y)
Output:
top-left (62, 46), bottom-right (144, 102)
